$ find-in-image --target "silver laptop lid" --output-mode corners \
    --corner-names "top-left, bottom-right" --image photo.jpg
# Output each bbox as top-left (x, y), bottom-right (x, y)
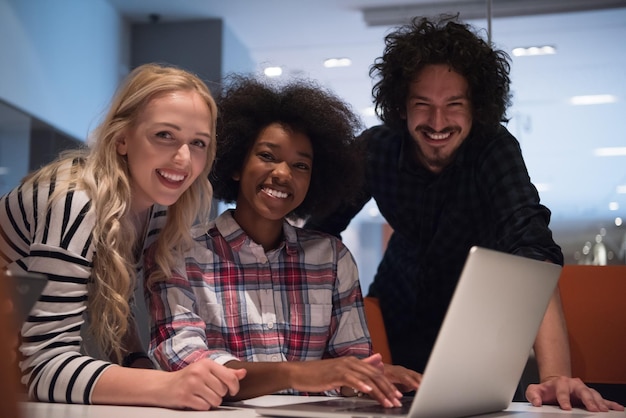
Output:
top-left (255, 246), bottom-right (562, 418)
top-left (5, 270), bottom-right (48, 323)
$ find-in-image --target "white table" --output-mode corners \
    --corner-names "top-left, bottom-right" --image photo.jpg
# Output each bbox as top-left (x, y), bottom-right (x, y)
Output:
top-left (21, 395), bottom-right (626, 418)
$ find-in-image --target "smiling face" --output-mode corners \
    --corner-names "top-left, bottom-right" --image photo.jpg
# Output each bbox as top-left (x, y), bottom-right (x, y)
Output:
top-left (116, 90), bottom-right (212, 213)
top-left (233, 123), bottom-right (313, 231)
top-left (404, 64), bottom-right (473, 173)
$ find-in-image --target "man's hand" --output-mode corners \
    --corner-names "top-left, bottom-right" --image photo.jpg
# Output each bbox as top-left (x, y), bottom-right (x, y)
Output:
top-left (526, 376), bottom-right (625, 412)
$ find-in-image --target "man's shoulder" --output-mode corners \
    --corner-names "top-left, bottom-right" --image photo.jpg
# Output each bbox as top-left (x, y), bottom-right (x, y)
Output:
top-left (463, 125), bottom-right (521, 160)
top-left (359, 125), bottom-right (405, 161)
top-left (471, 125), bottom-right (518, 147)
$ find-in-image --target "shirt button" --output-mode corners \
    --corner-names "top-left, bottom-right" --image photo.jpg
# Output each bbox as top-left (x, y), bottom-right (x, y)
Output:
top-left (271, 355), bottom-right (278, 361)
top-left (267, 322), bottom-right (274, 329)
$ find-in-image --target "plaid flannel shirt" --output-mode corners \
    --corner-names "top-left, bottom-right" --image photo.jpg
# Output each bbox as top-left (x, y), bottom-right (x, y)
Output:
top-left (146, 210), bottom-right (372, 394)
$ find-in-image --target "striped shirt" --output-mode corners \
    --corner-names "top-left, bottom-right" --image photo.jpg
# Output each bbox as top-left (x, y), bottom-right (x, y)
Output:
top-left (0, 163), bottom-right (166, 404)
top-left (146, 210), bottom-right (372, 394)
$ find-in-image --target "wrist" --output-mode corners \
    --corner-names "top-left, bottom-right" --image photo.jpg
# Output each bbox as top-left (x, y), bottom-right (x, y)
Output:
top-left (122, 351), bottom-right (153, 368)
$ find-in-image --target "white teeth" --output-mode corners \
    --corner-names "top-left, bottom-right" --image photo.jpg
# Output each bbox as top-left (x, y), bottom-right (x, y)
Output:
top-left (264, 187), bottom-right (288, 199)
top-left (427, 132), bottom-right (451, 140)
top-left (158, 170), bottom-right (185, 182)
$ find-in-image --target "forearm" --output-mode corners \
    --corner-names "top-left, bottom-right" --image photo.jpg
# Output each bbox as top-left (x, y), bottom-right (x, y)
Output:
top-left (91, 366), bottom-right (169, 406)
top-left (533, 288), bottom-right (572, 381)
top-left (223, 360), bottom-right (294, 400)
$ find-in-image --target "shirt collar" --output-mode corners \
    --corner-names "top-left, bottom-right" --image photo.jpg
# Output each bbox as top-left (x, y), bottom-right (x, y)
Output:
top-left (214, 209), bottom-right (298, 255)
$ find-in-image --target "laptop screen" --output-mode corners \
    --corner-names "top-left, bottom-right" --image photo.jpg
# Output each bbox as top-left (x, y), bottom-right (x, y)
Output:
top-left (5, 270), bottom-right (48, 323)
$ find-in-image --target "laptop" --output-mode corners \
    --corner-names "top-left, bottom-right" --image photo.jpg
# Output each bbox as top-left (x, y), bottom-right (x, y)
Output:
top-left (254, 246), bottom-right (562, 418)
top-left (5, 270), bottom-right (48, 323)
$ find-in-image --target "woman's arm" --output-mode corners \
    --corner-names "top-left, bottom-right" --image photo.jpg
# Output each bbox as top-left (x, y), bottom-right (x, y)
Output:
top-left (225, 355), bottom-right (403, 408)
top-left (92, 359), bottom-right (245, 409)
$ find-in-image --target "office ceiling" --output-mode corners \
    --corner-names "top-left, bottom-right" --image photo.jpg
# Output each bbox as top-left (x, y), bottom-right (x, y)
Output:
top-left (107, 0), bottom-right (626, 264)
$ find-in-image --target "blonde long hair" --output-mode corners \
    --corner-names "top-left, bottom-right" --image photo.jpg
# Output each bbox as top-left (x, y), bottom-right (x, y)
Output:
top-left (25, 63), bottom-right (216, 360)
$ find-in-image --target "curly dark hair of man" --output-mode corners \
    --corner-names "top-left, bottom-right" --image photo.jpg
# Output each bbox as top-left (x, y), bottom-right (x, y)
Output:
top-left (211, 74), bottom-right (364, 220)
top-left (370, 14), bottom-right (512, 137)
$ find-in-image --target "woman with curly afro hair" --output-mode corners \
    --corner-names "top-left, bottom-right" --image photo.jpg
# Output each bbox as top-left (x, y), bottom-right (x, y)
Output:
top-left (146, 75), bottom-right (421, 406)
top-left (211, 74), bottom-right (365, 221)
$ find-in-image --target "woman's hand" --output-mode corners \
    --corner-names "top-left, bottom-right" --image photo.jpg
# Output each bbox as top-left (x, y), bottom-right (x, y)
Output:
top-left (160, 359), bottom-right (247, 410)
top-left (289, 354), bottom-right (404, 408)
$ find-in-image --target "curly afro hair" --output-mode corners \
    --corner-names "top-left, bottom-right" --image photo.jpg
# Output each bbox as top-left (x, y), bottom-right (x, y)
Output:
top-left (370, 14), bottom-right (512, 137)
top-left (211, 74), bottom-right (364, 221)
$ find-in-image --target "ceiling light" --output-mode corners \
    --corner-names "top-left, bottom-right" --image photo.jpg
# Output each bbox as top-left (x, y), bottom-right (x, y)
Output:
top-left (593, 147), bottom-right (626, 157)
top-left (512, 45), bottom-right (556, 57)
top-left (616, 217), bottom-right (623, 227)
top-left (263, 66), bottom-right (282, 77)
top-left (367, 206), bottom-right (380, 217)
top-left (609, 202), bottom-right (620, 211)
top-left (323, 58), bottom-right (352, 68)
top-left (569, 94), bottom-right (618, 105)
top-left (617, 185), bottom-right (626, 194)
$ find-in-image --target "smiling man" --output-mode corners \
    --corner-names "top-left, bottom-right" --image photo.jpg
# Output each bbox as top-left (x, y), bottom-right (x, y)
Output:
top-left (305, 14), bottom-right (624, 413)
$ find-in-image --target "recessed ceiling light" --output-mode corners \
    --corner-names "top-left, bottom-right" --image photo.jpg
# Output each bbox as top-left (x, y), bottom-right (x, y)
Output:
top-left (609, 202), bottom-right (619, 211)
top-left (512, 45), bottom-right (556, 57)
top-left (617, 185), bottom-right (626, 194)
top-left (367, 206), bottom-right (380, 217)
top-left (569, 94), bottom-right (618, 105)
top-left (323, 58), bottom-right (352, 68)
top-left (263, 66), bottom-right (282, 77)
top-left (593, 147), bottom-right (626, 157)
top-left (616, 217), bottom-right (623, 227)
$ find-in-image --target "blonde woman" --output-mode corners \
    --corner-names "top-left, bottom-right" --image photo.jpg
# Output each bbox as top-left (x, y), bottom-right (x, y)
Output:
top-left (0, 63), bottom-right (245, 409)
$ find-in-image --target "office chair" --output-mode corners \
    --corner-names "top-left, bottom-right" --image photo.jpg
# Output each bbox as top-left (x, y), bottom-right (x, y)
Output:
top-left (363, 296), bottom-right (393, 364)
top-left (558, 265), bottom-right (626, 404)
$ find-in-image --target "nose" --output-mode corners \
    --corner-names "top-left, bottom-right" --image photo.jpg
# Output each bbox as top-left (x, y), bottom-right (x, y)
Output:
top-left (428, 107), bottom-right (447, 130)
top-left (272, 161), bottom-right (291, 182)
top-left (173, 143), bottom-right (191, 165)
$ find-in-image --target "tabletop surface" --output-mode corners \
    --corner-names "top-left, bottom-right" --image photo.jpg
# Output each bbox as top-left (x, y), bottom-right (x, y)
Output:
top-left (20, 395), bottom-right (626, 418)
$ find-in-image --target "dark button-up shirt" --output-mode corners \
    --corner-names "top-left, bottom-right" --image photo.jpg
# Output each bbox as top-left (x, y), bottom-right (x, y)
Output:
top-left (307, 124), bottom-right (563, 372)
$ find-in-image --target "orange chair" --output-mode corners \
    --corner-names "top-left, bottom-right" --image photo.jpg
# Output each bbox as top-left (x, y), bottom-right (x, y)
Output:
top-left (558, 265), bottom-right (626, 384)
top-left (363, 296), bottom-right (393, 364)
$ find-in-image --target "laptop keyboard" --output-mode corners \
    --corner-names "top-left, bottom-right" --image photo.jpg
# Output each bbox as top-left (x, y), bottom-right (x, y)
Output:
top-left (345, 397), bottom-right (413, 415)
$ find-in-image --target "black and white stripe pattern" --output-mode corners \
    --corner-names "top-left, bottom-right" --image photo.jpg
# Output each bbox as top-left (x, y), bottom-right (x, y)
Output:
top-left (1, 164), bottom-right (166, 404)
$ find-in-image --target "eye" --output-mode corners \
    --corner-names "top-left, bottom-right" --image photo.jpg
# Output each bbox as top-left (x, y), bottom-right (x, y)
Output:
top-left (448, 99), bottom-right (469, 108)
top-left (190, 138), bottom-right (207, 149)
top-left (294, 162), bottom-right (311, 171)
top-left (156, 131), bottom-right (174, 140)
top-left (258, 151), bottom-right (275, 162)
